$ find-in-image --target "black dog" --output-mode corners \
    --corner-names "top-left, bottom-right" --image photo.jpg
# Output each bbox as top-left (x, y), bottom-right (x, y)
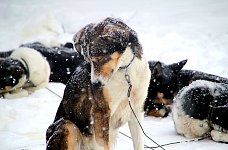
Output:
top-left (173, 80), bottom-right (228, 143)
top-left (0, 42), bottom-right (83, 85)
top-left (144, 59), bottom-right (228, 117)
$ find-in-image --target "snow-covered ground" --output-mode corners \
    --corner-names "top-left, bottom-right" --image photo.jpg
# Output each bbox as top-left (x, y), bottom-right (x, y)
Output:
top-left (0, 0), bottom-right (228, 149)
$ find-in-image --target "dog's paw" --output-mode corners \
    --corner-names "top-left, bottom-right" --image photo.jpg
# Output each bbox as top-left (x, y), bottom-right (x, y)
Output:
top-left (4, 89), bottom-right (29, 99)
top-left (211, 130), bottom-right (228, 143)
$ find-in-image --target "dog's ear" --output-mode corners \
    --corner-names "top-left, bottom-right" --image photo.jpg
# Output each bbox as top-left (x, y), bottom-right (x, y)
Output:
top-left (151, 61), bottom-right (163, 79)
top-left (170, 59), bottom-right (188, 73)
top-left (0, 58), bottom-right (5, 65)
top-left (73, 23), bottom-right (95, 59)
top-left (73, 28), bottom-right (84, 55)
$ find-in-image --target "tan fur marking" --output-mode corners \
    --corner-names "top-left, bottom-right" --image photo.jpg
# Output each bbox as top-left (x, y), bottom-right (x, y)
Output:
top-left (157, 92), bottom-right (173, 105)
top-left (65, 121), bottom-right (82, 150)
top-left (5, 86), bottom-right (12, 91)
top-left (103, 88), bottom-right (111, 103)
top-left (147, 109), bottom-right (164, 117)
top-left (100, 52), bottom-right (121, 77)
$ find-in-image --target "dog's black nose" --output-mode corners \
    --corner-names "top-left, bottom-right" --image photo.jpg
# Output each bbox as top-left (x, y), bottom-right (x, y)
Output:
top-left (92, 80), bottom-right (103, 88)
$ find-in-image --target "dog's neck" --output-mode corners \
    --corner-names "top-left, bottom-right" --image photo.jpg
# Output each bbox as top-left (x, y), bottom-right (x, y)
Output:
top-left (118, 46), bottom-right (136, 71)
top-left (19, 58), bottom-right (30, 79)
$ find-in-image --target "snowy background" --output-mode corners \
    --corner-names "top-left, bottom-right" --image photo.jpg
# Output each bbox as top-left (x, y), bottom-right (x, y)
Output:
top-left (0, 0), bottom-right (228, 149)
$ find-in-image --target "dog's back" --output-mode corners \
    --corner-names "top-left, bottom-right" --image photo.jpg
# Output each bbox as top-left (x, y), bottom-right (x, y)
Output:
top-left (178, 69), bottom-right (228, 89)
top-left (20, 42), bottom-right (83, 84)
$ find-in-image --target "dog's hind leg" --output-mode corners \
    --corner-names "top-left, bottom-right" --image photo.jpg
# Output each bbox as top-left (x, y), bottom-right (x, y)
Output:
top-left (128, 110), bottom-right (144, 150)
top-left (46, 118), bottom-right (82, 150)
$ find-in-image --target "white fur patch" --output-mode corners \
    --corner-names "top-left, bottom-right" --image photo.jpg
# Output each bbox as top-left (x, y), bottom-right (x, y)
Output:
top-left (104, 47), bottom-right (151, 149)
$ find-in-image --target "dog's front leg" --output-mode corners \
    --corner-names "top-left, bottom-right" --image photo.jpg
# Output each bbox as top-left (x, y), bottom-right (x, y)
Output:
top-left (211, 130), bottom-right (228, 143)
top-left (4, 89), bottom-right (29, 99)
top-left (128, 110), bottom-right (144, 150)
top-left (26, 81), bottom-right (49, 93)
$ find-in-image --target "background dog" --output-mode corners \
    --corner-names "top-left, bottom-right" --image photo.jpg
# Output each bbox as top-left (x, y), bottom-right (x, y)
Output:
top-left (144, 59), bottom-right (187, 117)
top-left (0, 42), bottom-right (82, 85)
top-left (46, 17), bottom-right (151, 150)
top-left (144, 59), bottom-right (228, 118)
top-left (172, 80), bottom-right (228, 143)
top-left (0, 47), bottom-right (50, 99)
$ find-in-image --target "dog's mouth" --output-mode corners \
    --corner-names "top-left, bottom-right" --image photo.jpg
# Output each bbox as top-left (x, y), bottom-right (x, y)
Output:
top-left (90, 62), bottom-right (109, 88)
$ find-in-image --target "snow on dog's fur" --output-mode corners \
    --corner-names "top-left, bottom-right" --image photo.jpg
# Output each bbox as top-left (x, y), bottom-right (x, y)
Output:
top-left (46, 17), bottom-right (151, 150)
top-left (0, 47), bottom-right (50, 99)
top-left (173, 80), bottom-right (228, 143)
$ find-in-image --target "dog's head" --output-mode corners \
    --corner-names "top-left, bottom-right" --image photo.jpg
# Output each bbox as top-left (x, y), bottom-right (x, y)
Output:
top-left (0, 58), bottom-right (27, 93)
top-left (144, 59), bottom-right (187, 117)
top-left (73, 17), bottom-right (142, 87)
top-left (149, 59), bottom-right (188, 101)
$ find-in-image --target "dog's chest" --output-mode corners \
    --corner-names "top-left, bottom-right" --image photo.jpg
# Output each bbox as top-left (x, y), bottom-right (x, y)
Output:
top-left (105, 72), bottom-right (129, 112)
top-left (104, 71), bottom-right (135, 128)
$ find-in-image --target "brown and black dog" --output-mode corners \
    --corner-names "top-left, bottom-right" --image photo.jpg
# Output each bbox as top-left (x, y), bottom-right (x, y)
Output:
top-left (46, 17), bottom-right (151, 150)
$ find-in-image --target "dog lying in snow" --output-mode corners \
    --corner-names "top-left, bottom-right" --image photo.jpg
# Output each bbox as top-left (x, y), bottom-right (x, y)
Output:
top-left (46, 17), bottom-right (151, 150)
top-left (20, 42), bottom-right (83, 84)
top-left (173, 80), bottom-right (228, 143)
top-left (0, 42), bottom-right (82, 84)
top-left (144, 59), bottom-right (228, 118)
top-left (0, 42), bottom-right (84, 99)
top-left (0, 47), bottom-right (50, 99)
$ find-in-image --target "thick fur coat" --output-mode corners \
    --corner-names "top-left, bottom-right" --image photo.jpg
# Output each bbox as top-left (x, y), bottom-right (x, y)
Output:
top-left (46, 17), bottom-right (151, 150)
top-left (173, 80), bottom-right (228, 143)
